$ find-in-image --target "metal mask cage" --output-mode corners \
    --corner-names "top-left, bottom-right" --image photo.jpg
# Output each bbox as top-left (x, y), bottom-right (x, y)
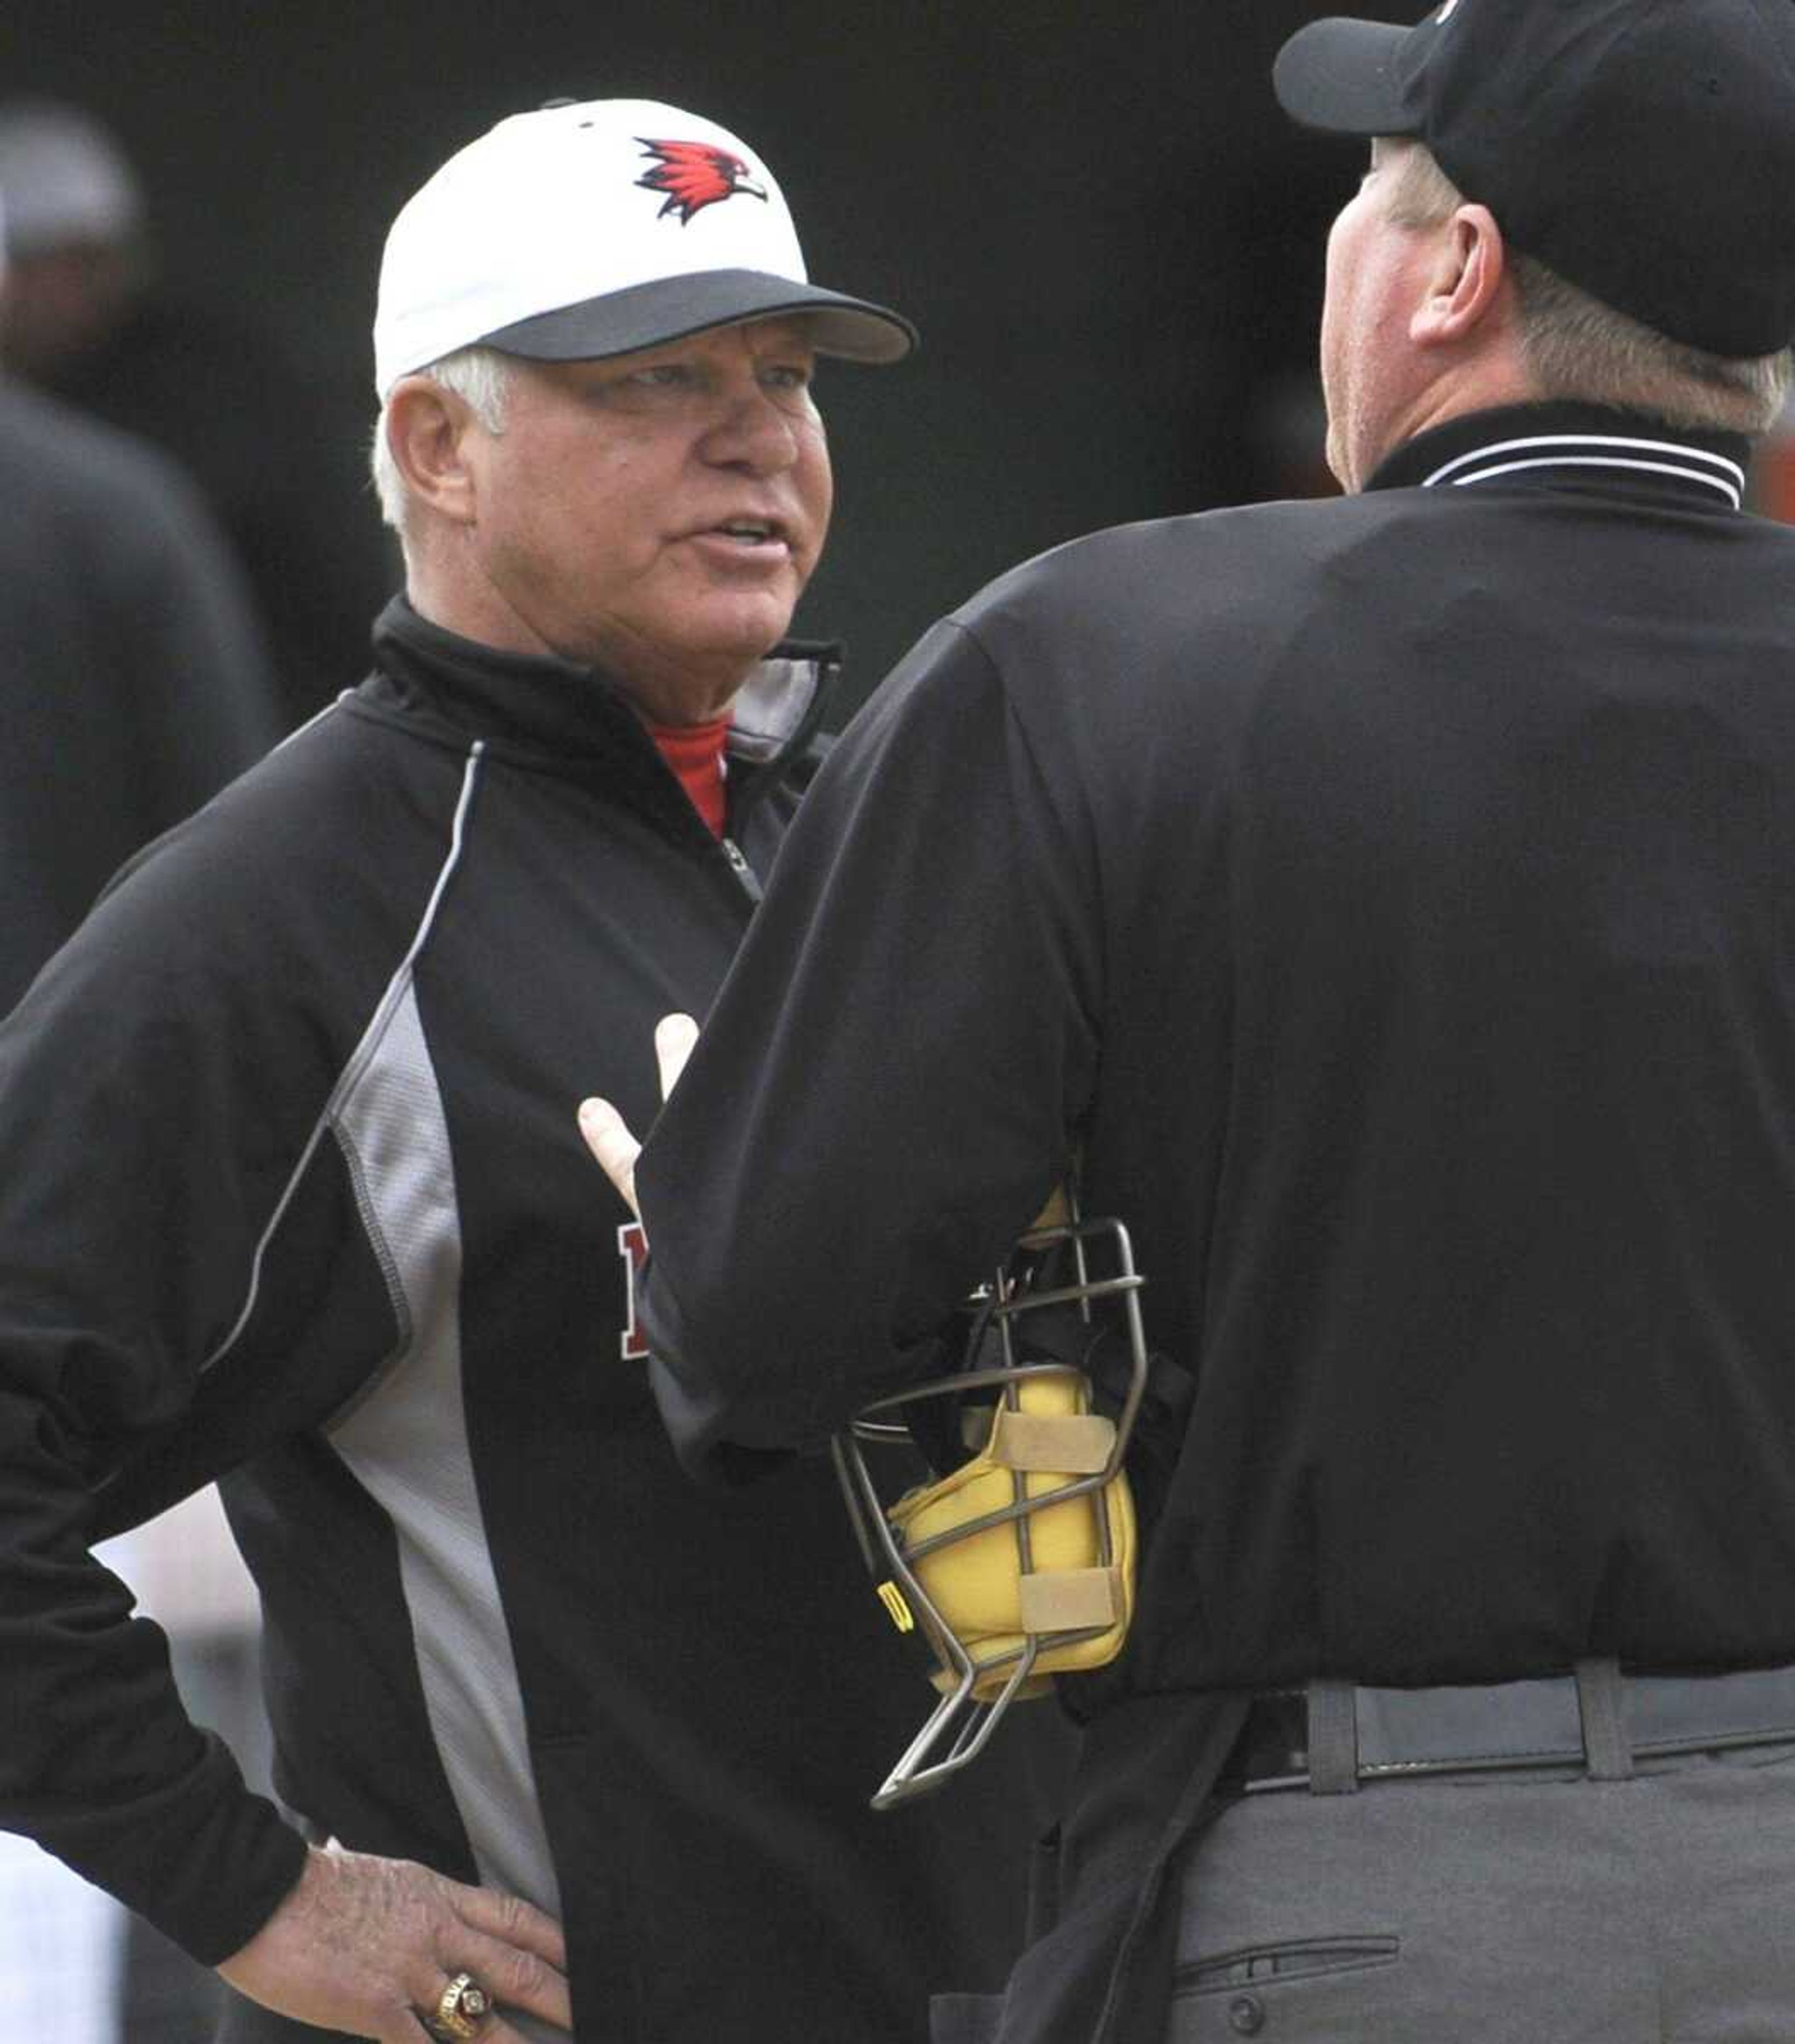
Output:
top-left (832, 1212), bottom-right (1149, 1807)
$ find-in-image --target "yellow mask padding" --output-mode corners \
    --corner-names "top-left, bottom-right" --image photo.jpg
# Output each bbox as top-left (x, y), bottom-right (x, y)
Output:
top-left (885, 1368), bottom-right (1136, 1701)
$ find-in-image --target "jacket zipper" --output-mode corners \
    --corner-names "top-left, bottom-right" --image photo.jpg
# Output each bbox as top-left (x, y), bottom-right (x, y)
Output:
top-left (720, 835), bottom-right (764, 906)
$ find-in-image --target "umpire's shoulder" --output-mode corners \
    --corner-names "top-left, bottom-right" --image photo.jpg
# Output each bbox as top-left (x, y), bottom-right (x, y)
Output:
top-left (953, 492), bottom-right (1397, 652)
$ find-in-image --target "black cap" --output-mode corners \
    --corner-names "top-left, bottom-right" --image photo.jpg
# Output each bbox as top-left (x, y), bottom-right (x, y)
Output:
top-left (1273, 0), bottom-right (1795, 358)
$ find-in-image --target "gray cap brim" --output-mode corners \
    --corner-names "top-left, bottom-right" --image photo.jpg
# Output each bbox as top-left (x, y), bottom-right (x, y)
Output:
top-left (1273, 17), bottom-right (1416, 137)
top-left (477, 266), bottom-right (916, 366)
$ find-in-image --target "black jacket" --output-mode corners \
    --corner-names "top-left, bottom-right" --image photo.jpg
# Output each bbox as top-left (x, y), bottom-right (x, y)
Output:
top-left (0, 597), bottom-right (1055, 2041)
top-left (632, 403), bottom-right (1795, 2037)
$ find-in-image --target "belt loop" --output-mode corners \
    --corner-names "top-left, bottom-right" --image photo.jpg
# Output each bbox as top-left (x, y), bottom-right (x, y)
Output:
top-left (1306, 1678), bottom-right (1360, 1795)
top-left (1575, 1657), bottom-right (1634, 1780)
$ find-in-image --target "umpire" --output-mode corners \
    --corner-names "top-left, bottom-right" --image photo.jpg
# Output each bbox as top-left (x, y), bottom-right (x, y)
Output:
top-left (584, 0), bottom-right (1795, 2037)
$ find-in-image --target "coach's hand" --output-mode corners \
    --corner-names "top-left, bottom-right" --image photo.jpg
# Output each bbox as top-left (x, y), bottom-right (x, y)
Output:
top-left (577, 1011), bottom-right (699, 1222)
top-left (217, 1841), bottom-right (571, 2040)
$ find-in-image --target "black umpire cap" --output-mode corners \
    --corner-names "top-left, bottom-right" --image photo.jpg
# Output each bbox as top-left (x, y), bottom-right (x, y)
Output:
top-left (1274, 0), bottom-right (1795, 359)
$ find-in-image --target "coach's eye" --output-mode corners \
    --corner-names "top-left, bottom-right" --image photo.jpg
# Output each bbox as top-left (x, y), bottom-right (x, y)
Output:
top-left (757, 361), bottom-right (819, 414)
top-left (628, 364), bottom-right (698, 391)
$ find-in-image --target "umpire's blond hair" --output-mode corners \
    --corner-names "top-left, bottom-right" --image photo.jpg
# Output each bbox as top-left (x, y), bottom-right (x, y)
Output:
top-left (1386, 144), bottom-right (1793, 433)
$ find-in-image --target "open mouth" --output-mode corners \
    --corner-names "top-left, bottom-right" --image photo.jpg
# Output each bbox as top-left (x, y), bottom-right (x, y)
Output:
top-left (711, 518), bottom-right (787, 547)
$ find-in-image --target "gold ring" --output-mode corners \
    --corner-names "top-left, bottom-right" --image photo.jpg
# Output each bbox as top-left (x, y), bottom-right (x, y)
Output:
top-left (422, 1971), bottom-right (493, 2041)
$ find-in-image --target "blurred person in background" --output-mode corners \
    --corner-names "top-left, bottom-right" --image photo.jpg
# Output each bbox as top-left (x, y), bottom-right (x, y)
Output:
top-left (0, 183), bottom-right (285, 1008)
top-left (0, 185), bottom-right (285, 2042)
top-left (0, 98), bottom-right (388, 728)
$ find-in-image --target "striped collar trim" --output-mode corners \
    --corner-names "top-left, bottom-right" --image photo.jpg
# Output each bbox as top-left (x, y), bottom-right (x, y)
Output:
top-left (1367, 405), bottom-right (1753, 510)
top-left (1421, 432), bottom-right (1746, 508)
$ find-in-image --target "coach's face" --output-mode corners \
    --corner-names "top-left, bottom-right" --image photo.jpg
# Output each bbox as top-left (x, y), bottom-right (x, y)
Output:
top-left (459, 316), bottom-right (832, 721)
top-left (1320, 138), bottom-right (1438, 493)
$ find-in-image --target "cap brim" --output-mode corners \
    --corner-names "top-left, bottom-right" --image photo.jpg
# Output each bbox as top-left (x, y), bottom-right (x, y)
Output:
top-left (1273, 17), bottom-right (1415, 137)
top-left (477, 267), bottom-right (915, 367)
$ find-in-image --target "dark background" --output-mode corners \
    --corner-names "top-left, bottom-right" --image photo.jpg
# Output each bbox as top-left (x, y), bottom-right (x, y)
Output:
top-left (1, 0), bottom-right (1362, 717)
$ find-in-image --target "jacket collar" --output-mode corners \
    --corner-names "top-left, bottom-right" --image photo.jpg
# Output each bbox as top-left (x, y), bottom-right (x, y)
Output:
top-left (1366, 402), bottom-right (1752, 511)
top-left (363, 595), bottom-right (837, 780)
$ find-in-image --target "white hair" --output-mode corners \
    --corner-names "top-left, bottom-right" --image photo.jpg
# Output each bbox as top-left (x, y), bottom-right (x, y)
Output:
top-left (1384, 144), bottom-right (1794, 434)
top-left (369, 345), bottom-right (517, 540)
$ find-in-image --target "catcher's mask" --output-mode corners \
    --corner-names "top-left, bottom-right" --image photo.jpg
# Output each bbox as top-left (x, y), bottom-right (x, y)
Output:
top-left (832, 1210), bottom-right (1148, 1807)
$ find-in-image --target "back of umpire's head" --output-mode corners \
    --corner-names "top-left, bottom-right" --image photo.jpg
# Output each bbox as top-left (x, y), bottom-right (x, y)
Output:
top-left (1274, 0), bottom-right (1795, 483)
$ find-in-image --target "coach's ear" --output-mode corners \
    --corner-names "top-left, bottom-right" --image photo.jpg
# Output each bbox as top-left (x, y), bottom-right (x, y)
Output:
top-left (577, 1013), bottom-right (699, 1224)
top-left (383, 375), bottom-right (481, 527)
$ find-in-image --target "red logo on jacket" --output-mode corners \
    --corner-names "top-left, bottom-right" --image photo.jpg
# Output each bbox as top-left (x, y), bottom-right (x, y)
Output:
top-left (618, 1221), bottom-right (649, 1361)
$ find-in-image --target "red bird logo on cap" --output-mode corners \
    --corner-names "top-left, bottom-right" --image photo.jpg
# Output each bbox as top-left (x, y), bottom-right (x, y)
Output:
top-left (636, 139), bottom-right (768, 224)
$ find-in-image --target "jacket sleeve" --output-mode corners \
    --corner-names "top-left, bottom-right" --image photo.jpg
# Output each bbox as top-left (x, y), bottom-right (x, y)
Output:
top-left (636, 615), bottom-right (1102, 1478)
top-left (0, 822), bottom-right (357, 1962)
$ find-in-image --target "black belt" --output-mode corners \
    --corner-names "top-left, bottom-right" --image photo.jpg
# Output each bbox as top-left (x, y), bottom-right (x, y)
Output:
top-left (1222, 1659), bottom-right (1795, 1794)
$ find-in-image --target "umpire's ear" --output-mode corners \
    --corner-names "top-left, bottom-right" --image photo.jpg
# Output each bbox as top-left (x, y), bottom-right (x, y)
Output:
top-left (1410, 201), bottom-right (1511, 352)
top-left (383, 374), bottom-right (481, 528)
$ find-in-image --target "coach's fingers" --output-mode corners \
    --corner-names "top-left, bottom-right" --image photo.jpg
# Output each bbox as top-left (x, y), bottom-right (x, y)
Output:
top-left (394, 2005), bottom-right (563, 2044)
top-left (446, 1872), bottom-right (568, 1972)
top-left (579, 1013), bottom-right (699, 1221)
top-left (577, 1097), bottom-right (642, 1218)
top-left (655, 1010), bottom-right (699, 1101)
top-left (429, 1934), bottom-right (571, 2035)
top-left (424, 1921), bottom-right (570, 2036)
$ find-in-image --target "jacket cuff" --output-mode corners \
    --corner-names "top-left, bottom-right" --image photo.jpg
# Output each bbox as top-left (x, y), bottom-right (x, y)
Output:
top-left (44, 1732), bottom-right (309, 1966)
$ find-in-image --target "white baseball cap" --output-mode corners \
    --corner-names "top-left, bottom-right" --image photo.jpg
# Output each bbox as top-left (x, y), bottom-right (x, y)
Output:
top-left (373, 97), bottom-right (915, 396)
